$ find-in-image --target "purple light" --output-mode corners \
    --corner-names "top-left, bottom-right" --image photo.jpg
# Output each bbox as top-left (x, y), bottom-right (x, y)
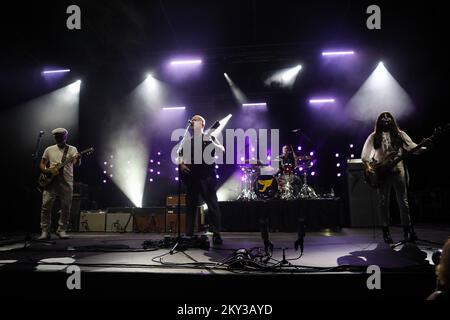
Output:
top-left (216, 175), bottom-right (220, 179)
top-left (321, 51), bottom-right (355, 56)
top-left (103, 170), bottom-right (107, 174)
top-left (336, 163), bottom-right (341, 167)
top-left (309, 98), bottom-right (335, 104)
top-left (242, 103), bottom-right (267, 107)
top-left (175, 167), bottom-right (179, 171)
top-left (150, 169), bottom-right (154, 173)
top-left (251, 147), bottom-right (255, 152)
top-left (350, 154), bottom-right (355, 158)
top-left (241, 168), bottom-right (245, 172)
top-left (297, 146), bottom-right (302, 151)
top-left (337, 173), bottom-right (342, 177)
top-left (157, 161), bottom-right (161, 165)
top-left (175, 177), bottom-right (179, 181)
top-left (241, 176), bottom-right (246, 181)
top-left (170, 59), bottom-right (202, 66)
top-left (42, 69), bottom-right (71, 75)
top-left (162, 106), bottom-right (186, 110)
top-left (335, 153), bottom-right (339, 158)
top-left (309, 151), bottom-right (314, 156)
top-left (349, 144), bottom-right (354, 148)
top-left (157, 152), bottom-right (161, 155)
top-left (109, 174), bottom-right (113, 178)
top-left (110, 164), bottom-right (113, 168)
top-left (310, 161), bottom-right (314, 166)
top-left (311, 171), bottom-right (316, 176)
top-left (215, 165), bottom-right (219, 169)
top-left (240, 156), bottom-right (245, 162)
top-left (267, 156), bottom-right (271, 160)
top-left (150, 160), bottom-right (154, 163)
top-left (149, 178), bottom-right (153, 182)
top-left (104, 161), bottom-right (107, 165)
top-left (157, 171), bottom-right (161, 175)
top-left (299, 167), bottom-right (304, 171)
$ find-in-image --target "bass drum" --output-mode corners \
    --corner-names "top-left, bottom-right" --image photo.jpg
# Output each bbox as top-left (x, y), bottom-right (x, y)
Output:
top-left (254, 175), bottom-right (279, 200)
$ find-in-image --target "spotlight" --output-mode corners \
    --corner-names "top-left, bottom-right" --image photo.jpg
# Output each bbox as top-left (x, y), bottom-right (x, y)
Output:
top-left (309, 98), bottom-right (335, 104)
top-left (170, 59), bottom-right (202, 66)
top-left (41, 69), bottom-right (71, 75)
top-left (335, 153), bottom-right (339, 157)
top-left (242, 103), bottom-right (267, 108)
top-left (321, 51), bottom-right (354, 56)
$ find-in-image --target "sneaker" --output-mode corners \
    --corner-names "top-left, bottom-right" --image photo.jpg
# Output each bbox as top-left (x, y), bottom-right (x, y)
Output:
top-left (37, 230), bottom-right (50, 240)
top-left (56, 228), bottom-right (70, 239)
top-left (212, 233), bottom-right (223, 245)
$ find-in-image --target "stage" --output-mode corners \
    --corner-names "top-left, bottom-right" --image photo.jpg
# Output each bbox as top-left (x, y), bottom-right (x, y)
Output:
top-left (0, 225), bottom-right (447, 300)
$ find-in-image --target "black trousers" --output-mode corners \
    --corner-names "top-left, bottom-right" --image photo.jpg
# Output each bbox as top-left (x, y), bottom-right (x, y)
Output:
top-left (185, 175), bottom-right (222, 235)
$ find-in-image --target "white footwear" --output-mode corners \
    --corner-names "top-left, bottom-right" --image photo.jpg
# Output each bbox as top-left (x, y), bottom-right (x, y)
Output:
top-left (56, 228), bottom-right (70, 239)
top-left (37, 230), bottom-right (50, 240)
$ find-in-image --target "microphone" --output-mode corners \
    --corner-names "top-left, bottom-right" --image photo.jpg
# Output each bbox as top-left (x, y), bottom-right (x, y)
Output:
top-left (39, 131), bottom-right (45, 137)
top-left (188, 120), bottom-right (193, 125)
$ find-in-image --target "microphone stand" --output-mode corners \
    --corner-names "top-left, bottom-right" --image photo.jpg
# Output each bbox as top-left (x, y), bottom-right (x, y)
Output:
top-left (169, 122), bottom-right (193, 254)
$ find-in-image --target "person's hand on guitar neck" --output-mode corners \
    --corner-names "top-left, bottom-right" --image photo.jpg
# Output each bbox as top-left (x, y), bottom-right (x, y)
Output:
top-left (73, 153), bottom-right (82, 166)
top-left (180, 163), bottom-right (191, 174)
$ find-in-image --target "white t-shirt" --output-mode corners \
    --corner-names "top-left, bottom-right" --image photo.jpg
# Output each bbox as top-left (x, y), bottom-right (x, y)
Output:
top-left (361, 130), bottom-right (424, 170)
top-left (42, 144), bottom-right (78, 184)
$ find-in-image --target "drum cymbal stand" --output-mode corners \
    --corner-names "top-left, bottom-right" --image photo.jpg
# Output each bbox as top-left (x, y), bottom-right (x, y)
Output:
top-left (237, 167), bottom-right (258, 201)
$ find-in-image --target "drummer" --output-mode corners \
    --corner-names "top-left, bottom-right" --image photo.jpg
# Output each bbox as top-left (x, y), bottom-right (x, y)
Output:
top-left (278, 145), bottom-right (298, 174)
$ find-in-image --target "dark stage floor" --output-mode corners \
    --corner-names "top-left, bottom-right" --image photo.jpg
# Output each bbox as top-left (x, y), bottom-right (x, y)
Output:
top-left (0, 225), bottom-right (448, 300)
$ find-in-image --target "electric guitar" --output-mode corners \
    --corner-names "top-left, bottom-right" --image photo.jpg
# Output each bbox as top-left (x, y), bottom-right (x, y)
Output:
top-left (364, 124), bottom-right (449, 188)
top-left (37, 147), bottom-right (94, 190)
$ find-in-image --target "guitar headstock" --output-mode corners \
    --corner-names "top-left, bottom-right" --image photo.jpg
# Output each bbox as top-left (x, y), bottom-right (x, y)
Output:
top-left (81, 147), bottom-right (95, 156)
top-left (431, 123), bottom-right (450, 141)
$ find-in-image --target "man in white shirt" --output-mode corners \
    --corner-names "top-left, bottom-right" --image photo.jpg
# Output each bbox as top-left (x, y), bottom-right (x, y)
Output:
top-left (361, 112), bottom-right (427, 243)
top-left (38, 128), bottom-right (81, 239)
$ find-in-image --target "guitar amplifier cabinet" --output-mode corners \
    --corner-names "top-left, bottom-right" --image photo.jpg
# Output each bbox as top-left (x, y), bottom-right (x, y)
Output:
top-left (105, 212), bottom-right (134, 232)
top-left (133, 207), bottom-right (166, 233)
top-left (79, 211), bottom-right (106, 232)
top-left (165, 206), bottom-right (204, 234)
top-left (166, 194), bottom-right (186, 206)
top-left (346, 159), bottom-right (379, 227)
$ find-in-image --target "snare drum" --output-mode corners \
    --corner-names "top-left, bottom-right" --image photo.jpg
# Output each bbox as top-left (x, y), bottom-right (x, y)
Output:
top-left (254, 175), bottom-right (278, 199)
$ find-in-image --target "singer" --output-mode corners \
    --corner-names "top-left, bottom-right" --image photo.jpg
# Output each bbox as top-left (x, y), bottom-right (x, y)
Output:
top-left (37, 128), bottom-right (81, 240)
top-left (178, 115), bottom-right (224, 245)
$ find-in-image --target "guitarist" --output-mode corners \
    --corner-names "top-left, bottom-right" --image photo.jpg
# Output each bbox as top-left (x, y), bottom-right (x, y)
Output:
top-left (38, 128), bottom-right (81, 240)
top-left (361, 112), bottom-right (428, 244)
top-left (178, 115), bottom-right (225, 245)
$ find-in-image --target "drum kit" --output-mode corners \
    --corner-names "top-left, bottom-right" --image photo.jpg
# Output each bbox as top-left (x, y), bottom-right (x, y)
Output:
top-left (237, 153), bottom-right (319, 201)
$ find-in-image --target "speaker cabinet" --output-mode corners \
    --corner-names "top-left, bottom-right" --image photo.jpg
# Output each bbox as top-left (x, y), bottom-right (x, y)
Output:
top-left (346, 159), bottom-right (379, 227)
top-left (133, 207), bottom-right (166, 233)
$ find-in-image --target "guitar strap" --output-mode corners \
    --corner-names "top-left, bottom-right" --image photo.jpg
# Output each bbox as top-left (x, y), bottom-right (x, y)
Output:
top-left (59, 145), bottom-right (70, 175)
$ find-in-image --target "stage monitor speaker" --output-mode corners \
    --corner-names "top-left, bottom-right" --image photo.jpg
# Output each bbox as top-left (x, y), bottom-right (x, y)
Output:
top-left (346, 159), bottom-right (379, 227)
top-left (133, 207), bottom-right (166, 233)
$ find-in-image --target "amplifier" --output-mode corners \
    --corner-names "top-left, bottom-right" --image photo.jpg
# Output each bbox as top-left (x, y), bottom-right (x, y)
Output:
top-left (166, 206), bottom-right (204, 234)
top-left (79, 211), bottom-right (106, 232)
top-left (166, 194), bottom-right (186, 206)
top-left (133, 207), bottom-right (166, 233)
top-left (105, 212), bottom-right (134, 232)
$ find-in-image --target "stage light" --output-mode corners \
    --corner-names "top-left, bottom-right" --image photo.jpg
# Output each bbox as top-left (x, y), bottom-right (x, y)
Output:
top-left (298, 146), bottom-right (302, 151)
top-left (103, 170), bottom-right (107, 174)
top-left (110, 155), bottom-right (114, 159)
top-left (215, 165), bottom-right (219, 169)
top-left (104, 161), bottom-right (107, 165)
top-left (224, 73), bottom-right (248, 104)
top-left (216, 175), bottom-right (220, 179)
top-left (337, 173), bottom-right (341, 177)
top-left (170, 59), bottom-right (202, 66)
top-left (110, 174), bottom-right (113, 178)
top-left (103, 180), bottom-right (107, 184)
top-left (149, 178), bottom-right (153, 182)
top-left (321, 51), bottom-right (354, 56)
top-left (157, 171), bottom-right (160, 175)
top-left (150, 169), bottom-right (154, 173)
top-left (309, 98), bottom-right (335, 104)
top-left (162, 106), bottom-right (186, 110)
top-left (175, 167), bottom-right (179, 171)
top-left (349, 144), bottom-right (354, 148)
top-left (309, 151), bottom-right (314, 156)
top-left (110, 164), bottom-right (113, 168)
top-left (157, 152), bottom-right (161, 155)
top-left (242, 103), bottom-right (267, 107)
top-left (67, 80), bottom-right (81, 94)
top-left (264, 65), bottom-right (302, 89)
top-left (175, 177), bottom-right (179, 181)
top-left (336, 163), bottom-right (341, 167)
top-left (350, 154), bottom-right (355, 158)
top-left (311, 171), bottom-right (316, 176)
top-left (217, 171), bottom-right (242, 201)
top-left (335, 153), bottom-right (339, 157)
top-left (41, 69), bottom-right (71, 75)
top-left (157, 161), bottom-right (161, 165)
top-left (346, 61), bottom-right (414, 122)
top-left (150, 159), bottom-right (154, 163)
